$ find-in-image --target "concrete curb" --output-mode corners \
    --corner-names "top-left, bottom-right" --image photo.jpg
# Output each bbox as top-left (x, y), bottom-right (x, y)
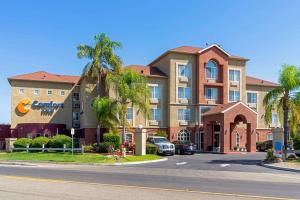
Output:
top-left (0, 158), bottom-right (168, 167)
top-left (260, 161), bottom-right (300, 173)
top-left (111, 158), bottom-right (168, 166)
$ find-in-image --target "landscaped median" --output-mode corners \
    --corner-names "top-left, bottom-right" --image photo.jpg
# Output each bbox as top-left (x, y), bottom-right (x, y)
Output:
top-left (0, 152), bottom-right (163, 165)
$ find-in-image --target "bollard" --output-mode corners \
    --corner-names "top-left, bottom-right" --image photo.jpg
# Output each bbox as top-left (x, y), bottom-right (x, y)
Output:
top-left (26, 144), bottom-right (29, 153)
top-left (63, 144), bottom-right (66, 153)
top-left (42, 144), bottom-right (45, 153)
top-left (81, 145), bottom-right (84, 154)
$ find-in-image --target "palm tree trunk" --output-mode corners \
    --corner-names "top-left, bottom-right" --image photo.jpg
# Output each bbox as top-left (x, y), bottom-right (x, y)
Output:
top-left (97, 124), bottom-right (100, 145)
top-left (97, 75), bottom-right (101, 97)
top-left (283, 94), bottom-right (289, 160)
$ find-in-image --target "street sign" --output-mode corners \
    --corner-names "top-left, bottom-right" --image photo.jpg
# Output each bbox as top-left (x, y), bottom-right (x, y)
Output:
top-left (71, 128), bottom-right (75, 135)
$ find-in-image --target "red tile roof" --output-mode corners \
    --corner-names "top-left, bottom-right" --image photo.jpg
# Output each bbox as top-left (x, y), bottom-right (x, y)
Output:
top-left (126, 65), bottom-right (167, 77)
top-left (149, 45), bottom-right (249, 66)
top-left (202, 102), bottom-right (239, 116)
top-left (246, 76), bottom-right (278, 87)
top-left (8, 71), bottom-right (80, 84)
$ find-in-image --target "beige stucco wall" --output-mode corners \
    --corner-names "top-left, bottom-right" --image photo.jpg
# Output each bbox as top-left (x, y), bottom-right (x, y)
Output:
top-left (246, 85), bottom-right (277, 129)
top-left (228, 59), bottom-right (246, 103)
top-left (79, 77), bottom-right (98, 128)
top-left (10, 80), bottom-right (75, 129)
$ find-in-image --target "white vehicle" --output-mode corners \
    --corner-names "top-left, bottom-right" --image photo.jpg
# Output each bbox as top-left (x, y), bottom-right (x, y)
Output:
top-left (147, 136), bottom-right (175, 156)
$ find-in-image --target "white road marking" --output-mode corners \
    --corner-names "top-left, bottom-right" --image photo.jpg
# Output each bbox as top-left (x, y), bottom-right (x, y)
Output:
top-left (220, 164), bottom-right (230, 168)
top-left (176, 162), bottom-right (187, 165)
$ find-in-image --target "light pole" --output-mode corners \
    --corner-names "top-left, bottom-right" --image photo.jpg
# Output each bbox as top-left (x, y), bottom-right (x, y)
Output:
top-left (71, 128), bottom-right (75, 156)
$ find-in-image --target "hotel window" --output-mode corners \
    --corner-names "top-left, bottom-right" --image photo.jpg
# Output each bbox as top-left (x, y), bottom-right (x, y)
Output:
top-left (178, 109), bottom-right (190, 121)
top-left (149, 85), bottom-right (160, 99)
top-left (72, 112), bottom-right (80, 121)
top-left (229, 90), bottom-right (240, 102)
top-left (19, 88), bottom-right (24, 95)
top-left (205, 88), bottom-right (218, 100)
top-left (206, 60), bottom-right (218, 80)
top-left (47, 90), bottom-right (53, 96)
top-left (178, 87), bottom-right (191, 99)
top-left (247, 92), bottom-right (257, 104)
top-left (178, 129), bottom-right (190, 141)
top-left (73, 93), bottom-right (80, 101)
top-left (178, 64), bottom-right (191, 78)
top-left (150, 108), bottom-right (161, 121)
top-left (229, 70), bottom-right (240, 82)
top-left (60, 90), bottom-right (65, 96)
top-left (127, 108), bottom-right (133, 120)
top-left (34, 89), bottom-right (39, 96)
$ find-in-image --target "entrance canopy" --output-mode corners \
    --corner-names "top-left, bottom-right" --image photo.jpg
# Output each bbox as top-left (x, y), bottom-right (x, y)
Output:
top-left (202, 102), bottom-right (257, 153)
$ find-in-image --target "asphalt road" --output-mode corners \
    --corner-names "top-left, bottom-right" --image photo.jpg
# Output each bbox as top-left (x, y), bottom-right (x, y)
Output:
top-left (0, 152), bottom-right (299, 199)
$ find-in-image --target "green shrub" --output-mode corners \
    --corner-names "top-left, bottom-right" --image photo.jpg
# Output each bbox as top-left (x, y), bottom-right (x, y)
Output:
top-left (98, 142), bottom-right (114, 153)
top-left (48, 135), bottom-right (72, 148)
top-left (146, 143), bottom-right (157, 154)
top-left (13, 138), bottom-right (32, 148)
top-left (30, 137), bottom-right (50, 148)
top-left (293, 134), bottom-right (300, 150)
top-left (266, 149), bottom-right (275, 161)
top-left (103, 133), bottom-right (120, 150)
top-left (155, 130), bottom-right (168, 138)
top-left (83, 145), bottom-right (93, 153)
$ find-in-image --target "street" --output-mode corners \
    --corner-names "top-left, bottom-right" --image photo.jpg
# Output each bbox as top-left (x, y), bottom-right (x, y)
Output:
top-left (0, 153), bottom-right (299, 200)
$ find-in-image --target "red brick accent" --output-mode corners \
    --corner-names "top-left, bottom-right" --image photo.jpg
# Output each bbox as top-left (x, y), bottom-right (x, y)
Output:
top-left (203, 103), bottom-right (257, 153)
top-left (0, 125), bottom-right (11, 141)
top-left (198, 46), bottom-right (229, 105)
top-left (13, 123), bottom-right (66, 138)
top-left (256, 129), bottom-right (272, 142)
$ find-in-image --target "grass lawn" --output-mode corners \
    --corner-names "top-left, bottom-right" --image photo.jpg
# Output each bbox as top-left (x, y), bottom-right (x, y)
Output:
top-left (0, 152), bottom-right (162, 164)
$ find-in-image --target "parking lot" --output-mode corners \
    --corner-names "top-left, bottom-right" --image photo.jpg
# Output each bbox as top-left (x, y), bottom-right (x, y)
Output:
top-left (130, 152), bottom-right (290, 173)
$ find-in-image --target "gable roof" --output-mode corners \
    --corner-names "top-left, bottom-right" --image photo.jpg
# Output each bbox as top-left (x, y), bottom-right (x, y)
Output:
top-left (126, 65), bottom-right (167, 78)
top-left (149, 45), bottom-right (248, 65)
top-left (8, 71), bottom-right (80, 85)
top-left (246, 76), bottom-right (279, 87)
top-left (202, 102), bottom-right (257, 116)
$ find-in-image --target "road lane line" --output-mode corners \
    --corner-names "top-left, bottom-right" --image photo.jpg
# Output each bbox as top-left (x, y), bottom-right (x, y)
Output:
top-left (1, 175), bottom-right (297, 200)
top-left (176, 162), bottom-right (187, 165)
top-left (220, 164), bottom-right (230, 168)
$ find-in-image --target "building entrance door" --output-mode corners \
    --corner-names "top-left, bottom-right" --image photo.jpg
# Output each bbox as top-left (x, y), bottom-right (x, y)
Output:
top-left (213, 125), bottom-right (221, 152)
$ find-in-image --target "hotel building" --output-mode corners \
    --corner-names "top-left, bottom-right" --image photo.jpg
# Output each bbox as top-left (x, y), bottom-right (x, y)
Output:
top-left (5, 44), bottom-right (279, 153)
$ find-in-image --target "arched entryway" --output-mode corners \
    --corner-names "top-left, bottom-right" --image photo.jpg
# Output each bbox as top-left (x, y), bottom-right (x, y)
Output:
top-left (230, 115), bottom-right (248, 152)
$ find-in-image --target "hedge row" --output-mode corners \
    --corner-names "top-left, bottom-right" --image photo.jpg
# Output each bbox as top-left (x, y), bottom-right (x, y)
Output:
top-left (13, 135), bottom-right (72, 148)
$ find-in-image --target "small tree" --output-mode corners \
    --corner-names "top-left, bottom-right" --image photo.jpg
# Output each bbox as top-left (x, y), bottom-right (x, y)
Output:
top-left (106, 69), bottom-right (150, 144)
top-left (92, 97), bottom-right (119, 144)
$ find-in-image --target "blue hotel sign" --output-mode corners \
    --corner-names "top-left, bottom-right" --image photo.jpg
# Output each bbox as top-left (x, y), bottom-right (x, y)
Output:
top-left (31, 101), bottom-right (64, 114)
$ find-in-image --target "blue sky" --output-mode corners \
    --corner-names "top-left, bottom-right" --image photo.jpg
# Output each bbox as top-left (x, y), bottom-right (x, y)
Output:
top-left (0, 0), bottom-right (300, 123)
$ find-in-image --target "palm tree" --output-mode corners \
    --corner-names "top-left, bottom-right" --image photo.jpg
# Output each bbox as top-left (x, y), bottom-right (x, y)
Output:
top-left (106, 69), bottom-right (151, 144)
top-left (77, 33), bottom-right (122, 95)
top-left (92, 97), bottom-right (119, 144)
top-left (77, 33), bottom-right (122, 143)
top-left (263, 64), bottom-right (300, 158)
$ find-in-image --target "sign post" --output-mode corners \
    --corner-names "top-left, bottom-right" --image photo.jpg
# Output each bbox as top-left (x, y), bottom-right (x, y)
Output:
top-left (71, 128), bottom-right (75, 156)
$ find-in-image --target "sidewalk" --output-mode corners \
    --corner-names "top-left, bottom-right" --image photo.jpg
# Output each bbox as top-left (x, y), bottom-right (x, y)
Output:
top-left (261, 161), bottom-right (300, 173)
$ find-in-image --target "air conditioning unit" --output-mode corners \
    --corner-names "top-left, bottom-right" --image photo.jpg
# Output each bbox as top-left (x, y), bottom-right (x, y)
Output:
top-left (150, 98), bottom-right (159, 104)
top-left (207, 100), bottom-right (216, 105)
top-left (230, 81), bottom-right (239, 87)
top-left (247, 103), bottom-right (257, 109)
top-left (179, 76), bottom-right (189, 83)
top-left (179, 120), bottom-right (188, 126)
top-left (149, 120), bottom-right (159, 126)
top-left (179, 98), bottom-right (189, 104)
